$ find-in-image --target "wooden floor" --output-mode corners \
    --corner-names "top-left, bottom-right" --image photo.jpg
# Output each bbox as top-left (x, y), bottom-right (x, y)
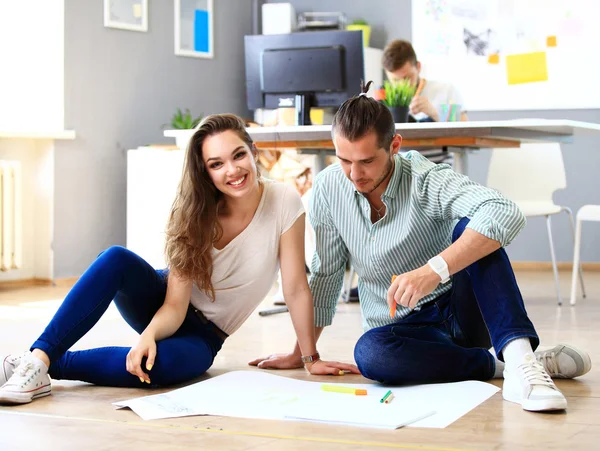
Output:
top-left (0, 269), bottom-right (598, 450)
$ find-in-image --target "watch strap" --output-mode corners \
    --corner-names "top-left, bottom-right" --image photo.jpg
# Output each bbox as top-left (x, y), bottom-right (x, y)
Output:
top-left (428, 256), bottom-right (450, 283)
top-left (301, 351), bottom-right (320, 364)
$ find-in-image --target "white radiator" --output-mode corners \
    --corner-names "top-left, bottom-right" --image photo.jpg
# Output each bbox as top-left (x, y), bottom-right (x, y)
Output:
top-left (0, 161), bottom-right (22, 271)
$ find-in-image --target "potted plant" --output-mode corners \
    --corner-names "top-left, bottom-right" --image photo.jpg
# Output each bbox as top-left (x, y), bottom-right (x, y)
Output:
top-left (164, 108), bottom-right (203, 130)
top-left (375, 80), bottom-right (416, 123)
top-left (162, 108), bottom-right (203, 150)
top-left (346, 19), bottom-right (371, 47)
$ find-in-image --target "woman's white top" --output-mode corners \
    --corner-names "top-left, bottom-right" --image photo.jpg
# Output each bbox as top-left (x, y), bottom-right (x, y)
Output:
top-left (190, 179), bottom-right (304, 335)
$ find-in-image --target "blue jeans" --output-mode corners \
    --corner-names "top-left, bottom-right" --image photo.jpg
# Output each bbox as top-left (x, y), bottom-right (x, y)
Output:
top-left (354, 218), bottom-right (539, 385)
top-left (30, 246), bottom-right (225, 388)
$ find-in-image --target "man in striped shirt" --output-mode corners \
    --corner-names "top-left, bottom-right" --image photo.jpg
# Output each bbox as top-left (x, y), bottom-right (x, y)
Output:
top-left (306, 83), bottom-right (591, 412)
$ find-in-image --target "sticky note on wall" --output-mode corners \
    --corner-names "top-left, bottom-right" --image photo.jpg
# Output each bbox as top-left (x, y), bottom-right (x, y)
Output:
top-left (488, 54), bottom-right (500, 64)
top-left (194, 9), bottom-right (209, 53)
top-left (547, 36), bottom-right (557, 47)
top-left (506, 52), bottom-right (548, 85)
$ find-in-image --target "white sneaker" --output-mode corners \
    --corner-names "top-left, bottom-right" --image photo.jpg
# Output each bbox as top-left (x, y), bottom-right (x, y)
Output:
top-left (535, 343), bottom-right (592, 379)
top-left (503, 354), bottom-right (567, 411)
top-left (0, 355), bottom-right (51, 405)
top-left (1, 352), bottom-right (28, 386)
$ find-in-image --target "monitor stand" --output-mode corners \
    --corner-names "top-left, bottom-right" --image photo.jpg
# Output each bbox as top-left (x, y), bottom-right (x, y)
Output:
top-left (295, 94), bottom-right (312, 126)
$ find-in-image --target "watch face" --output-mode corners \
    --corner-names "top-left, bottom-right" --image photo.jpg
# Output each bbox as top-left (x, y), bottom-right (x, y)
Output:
top-left (432, 256), bottom-right (445, 270)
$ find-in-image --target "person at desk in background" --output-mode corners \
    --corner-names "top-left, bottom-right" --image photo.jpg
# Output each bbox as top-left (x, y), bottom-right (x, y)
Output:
top-left (252, 84), bottom-right (591, 412)
top-left (0, 114), bottom-right (358, 406)
top-left (382, 39), bottom-right (468, 122)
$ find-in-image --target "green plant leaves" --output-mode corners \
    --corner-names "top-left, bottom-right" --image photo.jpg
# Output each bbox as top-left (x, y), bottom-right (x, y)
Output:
top-left (382, 79), bottom-right (416, 107)
top-left (166, 108), bottom-right (203, 129)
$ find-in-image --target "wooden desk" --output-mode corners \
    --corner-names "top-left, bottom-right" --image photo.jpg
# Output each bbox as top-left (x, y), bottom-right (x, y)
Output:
top-left (165, 119), bottom-right (600, 175)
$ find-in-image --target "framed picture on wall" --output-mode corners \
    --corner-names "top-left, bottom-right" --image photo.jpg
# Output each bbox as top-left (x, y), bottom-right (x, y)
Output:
top-left (175, 0), bottom-right (214, 58)
top-left (104, 0), bottom-right (148, 32)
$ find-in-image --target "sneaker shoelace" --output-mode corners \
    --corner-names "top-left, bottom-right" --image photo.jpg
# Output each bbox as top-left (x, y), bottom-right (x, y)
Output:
top-left (9, 361), bottom-right (37, 386)
top-left (537, 351), bottom-right (559, 375)
top-left (519, 360), bottom-right (556, 388)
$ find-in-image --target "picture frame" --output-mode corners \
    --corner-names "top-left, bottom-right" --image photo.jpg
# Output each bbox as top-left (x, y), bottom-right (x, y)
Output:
top-left (104, 0), bottom-right (148, 32)
top-left (175, 0), bottom-right (214, 59)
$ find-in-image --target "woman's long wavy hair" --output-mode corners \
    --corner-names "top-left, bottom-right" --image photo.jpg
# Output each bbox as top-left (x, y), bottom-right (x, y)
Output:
top-left (165, 113), bottom-right (255, 300)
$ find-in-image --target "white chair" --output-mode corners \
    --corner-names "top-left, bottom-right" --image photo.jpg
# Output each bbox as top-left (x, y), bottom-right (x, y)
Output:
top-left (570, 205), bottom-right (600, 305)
top-left (486, 142), bottom-right (586, 305)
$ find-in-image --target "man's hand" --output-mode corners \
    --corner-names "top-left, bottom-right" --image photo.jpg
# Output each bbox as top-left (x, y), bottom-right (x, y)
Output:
top-left (409, 96), bottom-right (439, 121)
top-left (127, 332), bottom-right (157, 383)
top-left (388, 264), bottom-right (441, 311)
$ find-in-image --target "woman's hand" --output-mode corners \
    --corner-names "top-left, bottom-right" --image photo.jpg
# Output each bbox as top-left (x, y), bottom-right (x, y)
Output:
top-left (305, 359), bottom-right (361, 376)
top-left (249, 353), bottom-right (360, 376)
top-left (249, 352), bottom-right (304, 369)
top-left (127, 332), bottom-right (157, 384)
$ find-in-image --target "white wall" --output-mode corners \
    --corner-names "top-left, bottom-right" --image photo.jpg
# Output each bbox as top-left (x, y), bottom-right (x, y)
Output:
top-left (0, 0), bottom-right (64, 132)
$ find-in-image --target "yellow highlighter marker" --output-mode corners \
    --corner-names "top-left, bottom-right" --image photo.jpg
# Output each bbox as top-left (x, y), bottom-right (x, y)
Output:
top-left (390, 275), bottom-right (398, 318)
top-left (321, 384), bottom-right (367, 396)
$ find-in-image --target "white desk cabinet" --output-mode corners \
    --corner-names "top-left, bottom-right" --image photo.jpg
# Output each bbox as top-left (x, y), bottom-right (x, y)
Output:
top-left (126, 147), bottom-right (184, 269)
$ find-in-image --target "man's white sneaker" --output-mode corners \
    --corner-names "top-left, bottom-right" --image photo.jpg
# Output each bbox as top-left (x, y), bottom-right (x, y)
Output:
top-left (1, 352), bottom-right (28, 386)
top-left (535, 343), bottom-right (592, 379)
top-left (503, 354), bottom-right (567, 411)
top-left (0, 355), bottom-right (51, 405)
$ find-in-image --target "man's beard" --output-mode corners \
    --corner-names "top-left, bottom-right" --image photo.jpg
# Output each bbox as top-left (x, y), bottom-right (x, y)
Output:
top-left (357, 159), bottom-right (394, 194)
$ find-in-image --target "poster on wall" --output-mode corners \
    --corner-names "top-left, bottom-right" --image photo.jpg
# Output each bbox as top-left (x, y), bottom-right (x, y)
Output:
top-left (175, 0), bottom-right (214, 58)
top-left (412, 0), bottom-right (600, 110)
top-left (104, 0), bottom-right (148, 32)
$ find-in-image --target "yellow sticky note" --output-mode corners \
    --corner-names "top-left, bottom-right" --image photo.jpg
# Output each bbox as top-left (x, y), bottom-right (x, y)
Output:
top-left (133, 3), bottom-right (142, 18)
top-left (506, 52), bottom-right (548, 85)
top-left (547, 35), bottom-right (557, 47)
top-left (488, 54), bottom-right (500, 64)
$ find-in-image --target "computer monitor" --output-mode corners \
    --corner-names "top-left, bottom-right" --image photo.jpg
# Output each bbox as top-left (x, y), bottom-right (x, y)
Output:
top-left (244, 30), bottom-right (364, 126)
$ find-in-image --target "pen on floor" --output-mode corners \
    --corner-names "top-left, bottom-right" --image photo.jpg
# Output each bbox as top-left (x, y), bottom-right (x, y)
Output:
top-left (380, 389), bottom-right (393, 403)
top-left (258, 306), bottom-right (288, 316)
top-left (321, 384), bottom-right (368, 395)
top-left (390, 275), bottom-right (398, 318)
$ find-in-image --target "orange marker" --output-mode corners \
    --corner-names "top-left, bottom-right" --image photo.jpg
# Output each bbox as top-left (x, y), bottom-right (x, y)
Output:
top-left (414, 78), bottom-right (426, 97)
top-left (390, 275), bottom-right (398, 318)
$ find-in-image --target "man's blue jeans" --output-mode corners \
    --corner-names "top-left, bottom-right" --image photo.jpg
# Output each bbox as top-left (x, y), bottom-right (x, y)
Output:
top-left (30, 246), bottom-right (225, 388)
top-left (354, 218), bottom-right (539, 385)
